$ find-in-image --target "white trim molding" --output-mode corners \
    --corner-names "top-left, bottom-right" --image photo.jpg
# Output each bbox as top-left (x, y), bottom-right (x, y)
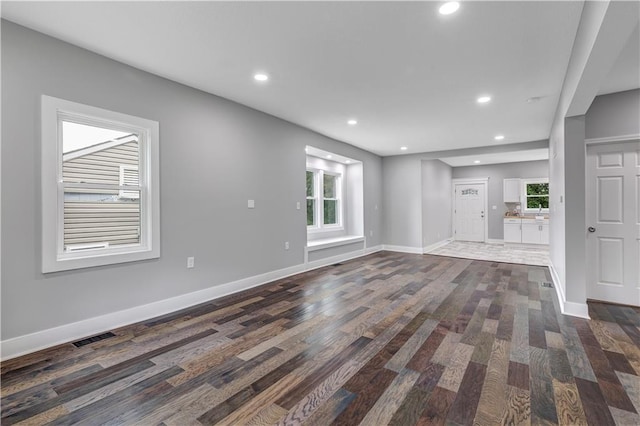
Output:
top-left (1, 245), bottom-right (383, 361)
top-left (487, 239), bottom-right (504, 245)
top-left (382, 245), bottom-right (424, 254)
top-left (422, 238), bottom-right (453, 253)
top-left (585, 133), bottom-right (640, 145)
top-left (548, 262), bottom-right (590, 319)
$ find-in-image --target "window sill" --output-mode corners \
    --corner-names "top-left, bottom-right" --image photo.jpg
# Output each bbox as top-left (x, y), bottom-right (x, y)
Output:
top-left (306, 235), bottom-right (365, 252)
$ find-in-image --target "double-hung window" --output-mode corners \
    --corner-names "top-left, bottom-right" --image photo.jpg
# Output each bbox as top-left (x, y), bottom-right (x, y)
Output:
top-left (41, 95), bottom-right (160, 272)
top-left (306, 168), bottom-right (342, 231)
top-left (522, 178), bottom-right (549, 212)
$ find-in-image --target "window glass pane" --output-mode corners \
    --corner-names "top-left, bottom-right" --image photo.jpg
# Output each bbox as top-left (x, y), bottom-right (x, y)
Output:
top-left (323, 174), bottom-right (336, 198)
top-left (526, 183), bottom-right (548, 196)
top-left (306, 171), bottom-right (314, 197)
top-left (324, 200), bottom-right (337, 224)
top-left (64, 190), bottom-right (140, 250)
top-left (62, 121), bottom-right (139, 185)
top-left (527, 196), bottom-right (549, 209)
top-left (307, 199), bottom-right (315, 226)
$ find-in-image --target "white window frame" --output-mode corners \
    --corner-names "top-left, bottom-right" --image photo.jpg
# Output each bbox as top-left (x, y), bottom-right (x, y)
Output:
top-left (41, 95), bottom-right (160, 273)
top-left (306, 168), bottom-right (343, 233)
top-left (521, 178), bottom-right (549, 213)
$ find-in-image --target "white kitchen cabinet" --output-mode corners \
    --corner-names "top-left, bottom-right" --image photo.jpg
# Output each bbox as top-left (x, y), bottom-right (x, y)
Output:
top-left (503, 179), bottom-right (521, 203)
top-left (521, 219), bottom-right (549, 244)
top-left (504, 218), bottom-right (522, 243)
top-left (540, 224), bottom-right (549, 245)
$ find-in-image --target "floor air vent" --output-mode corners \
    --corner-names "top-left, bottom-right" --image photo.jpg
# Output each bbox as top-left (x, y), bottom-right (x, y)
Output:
top-left (541, 282), bottom-right (554, 288)
top-left (73, 332), bottom-right (116, 347)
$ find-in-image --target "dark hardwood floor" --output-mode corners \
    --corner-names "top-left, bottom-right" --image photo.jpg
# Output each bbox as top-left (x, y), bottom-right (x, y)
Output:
top-left (2, 251), bottom-right (639, 425)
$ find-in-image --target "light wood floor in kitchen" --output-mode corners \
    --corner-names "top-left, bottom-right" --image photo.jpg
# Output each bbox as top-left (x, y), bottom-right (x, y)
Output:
top-left (2, 251), bottom-right (639, 425)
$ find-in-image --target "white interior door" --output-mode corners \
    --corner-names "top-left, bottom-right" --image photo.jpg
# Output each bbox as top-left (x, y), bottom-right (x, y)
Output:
top-left (454, 183), bottom-right (486, 242)
top-left (586, 141), bottom-right (640, 306)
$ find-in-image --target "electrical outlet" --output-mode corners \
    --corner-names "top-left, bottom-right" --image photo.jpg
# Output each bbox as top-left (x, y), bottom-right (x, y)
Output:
top-left (284, 241), bottom-right (290, 250)
top-left (187, 257), bottom-right (195, 268)
top-left (248, 200), bottom-right (255, 208)
top-left (492, 205), bottom-right (497, 210)
top-left (369, 230), bottom-right (373, 237)
top-left (296, 202), bottom-right (301, 210)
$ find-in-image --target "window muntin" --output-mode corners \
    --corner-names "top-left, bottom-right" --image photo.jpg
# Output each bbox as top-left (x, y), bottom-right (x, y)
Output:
top-left (522, 179), bottom-right (549, 212)
top-left (42, 95), bottom-right (160, 272)
top-left (306, 169), bottom-right (342, 231)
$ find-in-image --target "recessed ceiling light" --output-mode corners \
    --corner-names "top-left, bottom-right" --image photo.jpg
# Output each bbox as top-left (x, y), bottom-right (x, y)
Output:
top-left (494, 135), bottom-right (505, 141)
top-left (474, 160), bottom-right (481, 164)
top-left (477, 96), bottom-right (492, 104)
top-left (526, 96), bottom-right (541, 103)
top-left (345, 160), bottom-right (352, 164)
top-left (347, 119), bottom-right (358, 125)
top-left (439, 2), bottom-right (460, 15)
top-left (400, 146), bottom-right (408, 151)
top-left (253, 73), bottom-right (269, 82)
top-left (326, 155), bottom-right (332, 159)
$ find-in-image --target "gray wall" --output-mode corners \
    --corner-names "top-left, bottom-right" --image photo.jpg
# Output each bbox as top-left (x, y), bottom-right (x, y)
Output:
top-left (1, 21), bottom-right (383, 340)
top-left (382, 155), bottom-right (422, 248)
top-left (452, 160), bottom-right (549, 240)
top-left (586, 89), bottom-right (640, 139)
top-left (421, 160), bottom-right (452, 247)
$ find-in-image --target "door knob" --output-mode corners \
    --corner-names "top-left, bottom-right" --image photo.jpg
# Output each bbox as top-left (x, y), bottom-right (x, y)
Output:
top-left (588, 227), bottom-right (596, 233)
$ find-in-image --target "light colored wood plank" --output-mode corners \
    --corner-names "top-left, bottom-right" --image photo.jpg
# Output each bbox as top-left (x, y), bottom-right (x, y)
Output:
top-left (437, 342), bottom-right (475, 393)
top-left (551, 379), bottom-right (587, 426)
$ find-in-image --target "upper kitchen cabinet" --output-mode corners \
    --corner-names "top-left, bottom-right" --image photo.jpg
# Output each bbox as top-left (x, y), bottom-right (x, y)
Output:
top-left (503, 178), bottom-right (521, 203)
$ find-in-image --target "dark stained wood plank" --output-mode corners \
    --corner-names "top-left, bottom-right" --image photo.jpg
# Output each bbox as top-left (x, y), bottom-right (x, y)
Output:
top-left (575, 377), bottom-right (616, 426)
top-left (508, 361), bottom-right (530, 390)
top-left (332, 368), bottom-right (397, 426)
top-left (417, 386), bottom-right (457, 425)
top-left (446, 361), bottom-right (487, 424)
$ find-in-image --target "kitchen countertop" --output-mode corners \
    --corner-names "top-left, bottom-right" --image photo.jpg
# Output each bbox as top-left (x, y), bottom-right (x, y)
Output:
top-left (504, 215), bottom-right (549, 219)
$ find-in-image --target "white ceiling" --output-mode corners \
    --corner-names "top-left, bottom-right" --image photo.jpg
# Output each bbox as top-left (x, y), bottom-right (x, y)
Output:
top-left (598, 25), bottom-right (640, 96)
top-left (2, 1), bottom-right (634, 159)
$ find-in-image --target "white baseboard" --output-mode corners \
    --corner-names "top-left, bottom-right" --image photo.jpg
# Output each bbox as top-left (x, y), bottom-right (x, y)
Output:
top-left (548, 262), bottom-right (590, 319)
top-left (382, 244), bottom-right (424, 254)
top-left (1, 245), bottom-right (384, 361)
top-left (487, 239), bottom-right (504, 245)
top-left (422, 238), bottom-right (453, 254)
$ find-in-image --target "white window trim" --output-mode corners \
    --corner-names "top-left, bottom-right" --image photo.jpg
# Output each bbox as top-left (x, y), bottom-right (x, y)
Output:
top-left (306, 168), bottom-right (344, 234)
top-left (41, 95), bottom-right (160, 273)
top-left (521, 178), bottom-right (549, 213)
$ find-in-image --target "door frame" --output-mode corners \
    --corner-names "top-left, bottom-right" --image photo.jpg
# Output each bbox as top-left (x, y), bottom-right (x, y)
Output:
top-left (451, 178), bottom-right (489, 243)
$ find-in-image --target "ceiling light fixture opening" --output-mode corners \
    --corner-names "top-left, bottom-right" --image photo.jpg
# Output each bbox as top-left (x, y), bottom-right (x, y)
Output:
top-left (345, 160), bottom-right (352, 164)
top-left (474, 160), bottom-right (481, 164)
top-left (494, 135), bottom-right (505, 141)
top-left (477, 96), bottom-right (492, 104)
top-left (347, 119), bottom-right (358, 125)
top-left (253, 73), bottom-right (269, 82)
top-left (439, 2), bottom-right (460, 15)
top-left (326, 155), bottom-right (332, 159)
top-left (400, 146), bottom-right (408, 151)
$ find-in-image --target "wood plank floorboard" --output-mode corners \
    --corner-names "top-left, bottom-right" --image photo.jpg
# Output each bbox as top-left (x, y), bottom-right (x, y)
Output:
top-left (2, 251), bottom-right (639, 425)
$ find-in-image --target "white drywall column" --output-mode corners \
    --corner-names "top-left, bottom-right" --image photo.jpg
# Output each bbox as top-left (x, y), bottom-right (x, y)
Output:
top-left (548, 0), bottom-right (639, 315)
